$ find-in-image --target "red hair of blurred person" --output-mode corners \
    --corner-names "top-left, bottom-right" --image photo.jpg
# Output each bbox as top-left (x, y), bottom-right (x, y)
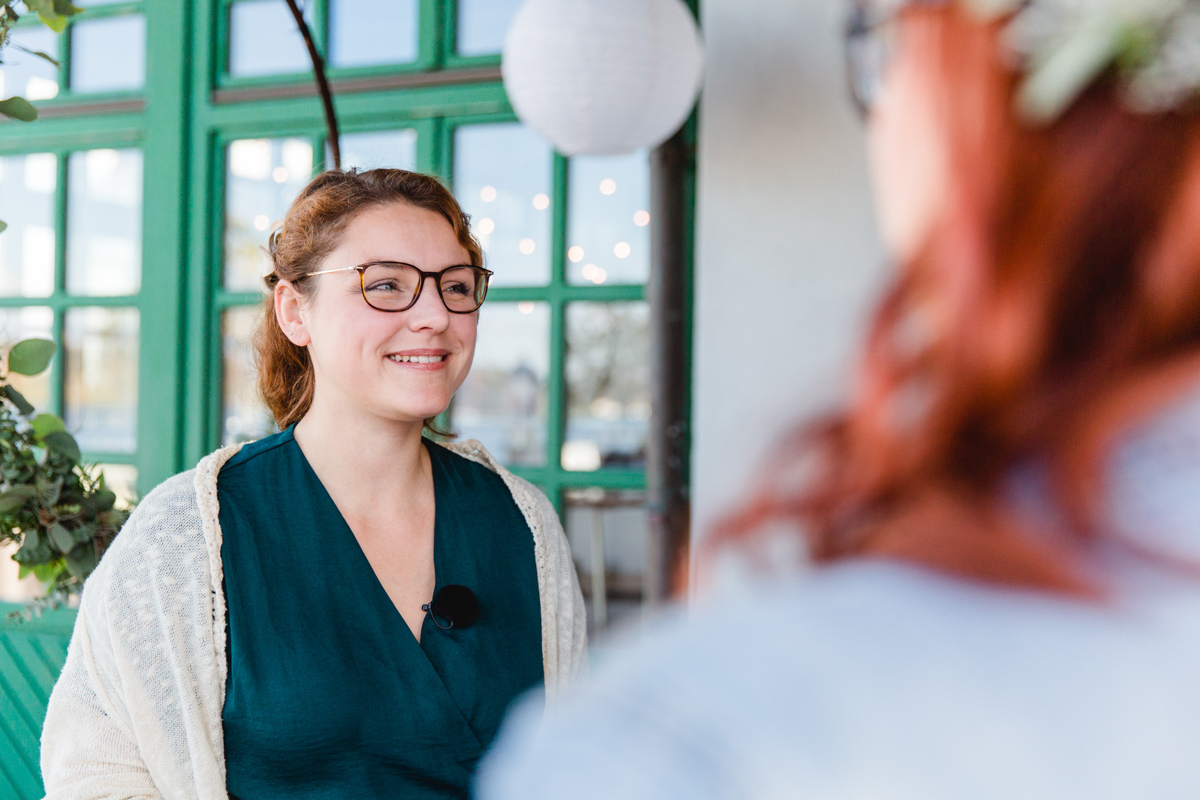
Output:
top-left (713, 4), bottom-right (1200, 594)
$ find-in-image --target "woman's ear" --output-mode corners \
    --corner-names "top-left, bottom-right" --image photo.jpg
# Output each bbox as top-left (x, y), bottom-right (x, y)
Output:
top-left (274, 280), bottom-right (311, 346)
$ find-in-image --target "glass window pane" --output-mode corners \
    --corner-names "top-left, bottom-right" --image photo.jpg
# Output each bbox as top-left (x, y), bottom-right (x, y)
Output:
top-left (64, 307), bottom-right (138, 454)
top-left (329, 0), bottom-right (417, 68)
top-left (453, 301), bottom-right (549, 466)
top-left (0, 26), bottom-right (59, 100)
top-left (67, 148), bottom-right (143, 297)
top-left (567, 152), bottom-right (650, 285)
top-left (70, 15), bottom-right (146, 93)
top-left (334, 128), bottom-right (417, 171)
top-left (563, 488), bottom-right (647, 634)
top-left (456, 0), bottom-right (523, 56)
top-left (225, 137), bottom-right (313, 291)
top-left (229, 0), bottom-right (312, 77)
top-left (0, 153), bottom-right (57, 298)
top-left (94, 463), bottom-right (138, 508)
top-left (222, 305), bottom-right (277, 445)
top-left (454, 123), bottom-right (552, 286)
top-left (0, 306), bottom-right (54, 413)
top-left (564, 302), bottom-right (650, 471)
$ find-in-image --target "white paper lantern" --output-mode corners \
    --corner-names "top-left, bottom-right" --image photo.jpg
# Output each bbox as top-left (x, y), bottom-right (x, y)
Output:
top-left (502, 0), bottom-right (704, 156)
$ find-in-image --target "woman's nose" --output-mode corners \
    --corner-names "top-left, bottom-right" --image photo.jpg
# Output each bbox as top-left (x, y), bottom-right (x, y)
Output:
top-left (406, 275), bottom-right (451, 330)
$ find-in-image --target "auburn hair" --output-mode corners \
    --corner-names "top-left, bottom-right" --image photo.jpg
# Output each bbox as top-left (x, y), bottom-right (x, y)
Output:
top-left (256, 168), bottom-right (483, 430)
top-left (715, 4), bottom-right (1200, 594)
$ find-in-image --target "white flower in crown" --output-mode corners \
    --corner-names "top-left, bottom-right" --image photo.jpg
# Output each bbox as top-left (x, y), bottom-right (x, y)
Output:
top-left (966, 0), bottom-right (1200, 121)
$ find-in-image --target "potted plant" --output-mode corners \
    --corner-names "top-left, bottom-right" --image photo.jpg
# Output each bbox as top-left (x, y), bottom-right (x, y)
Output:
top-left (0, 337), bottom-right (130, 605)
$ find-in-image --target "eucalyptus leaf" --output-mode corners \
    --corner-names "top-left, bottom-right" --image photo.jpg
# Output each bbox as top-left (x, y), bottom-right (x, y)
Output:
top-left (0, 484), bottom-right (35, 513)
top-left (8, 338), bottom-right (56, 376)
top-left (64, 544), bottom-right (96, 579)
top-left (42, 430), bottom-right (80, 464)
top-left (0, 96), bottom-right (38, 122)
top-left (0, 385), bottom-right (34, 416)
top-left (72, 523), bottom-right (94, 545)
top-left (13, 44), bottom-right (59, 68)
top-left (24, 0), bottom-right (67, 33)
top-left (47, 522), bottom-right (73, 553)
top-left (33, 560), bottom-right (63, 583)
top-left (93, 489), bottom-right (116, 512)
top-left (52, 0), bottom-right (83, 16)
top-left (17, 562), bottom-right (33, 580)
top-left (15, 528), bottom-right (43, 560)
top-left (31, 413), bottom-right (65, 440)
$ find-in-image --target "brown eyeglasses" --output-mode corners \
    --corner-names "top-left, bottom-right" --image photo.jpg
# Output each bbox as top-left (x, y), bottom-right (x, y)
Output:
top-left (305, 261), bottom-right (493, 314)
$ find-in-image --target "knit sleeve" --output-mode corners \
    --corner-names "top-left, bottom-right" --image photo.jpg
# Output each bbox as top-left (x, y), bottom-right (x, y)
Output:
top-left (40, 546), bottom-right (162, 800)
top-left (521, 474), bottom-right (589, 703)
top-left (40, 469), bottom-right (228, 800)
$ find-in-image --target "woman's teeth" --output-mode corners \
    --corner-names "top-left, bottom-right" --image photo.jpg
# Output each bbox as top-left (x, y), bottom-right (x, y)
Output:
top-left (389, 354), bottom-right (446, 363)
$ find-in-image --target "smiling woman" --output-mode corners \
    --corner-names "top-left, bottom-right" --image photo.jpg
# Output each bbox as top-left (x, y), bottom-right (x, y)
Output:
top-left (40, 168), bottom-right (588, 800)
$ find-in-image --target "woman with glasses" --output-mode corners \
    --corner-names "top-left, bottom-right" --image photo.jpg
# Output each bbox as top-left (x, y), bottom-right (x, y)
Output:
top-left (41, 169), bottom-right (587, 800)
top-left (477, 1), bottom-right (1200, 797)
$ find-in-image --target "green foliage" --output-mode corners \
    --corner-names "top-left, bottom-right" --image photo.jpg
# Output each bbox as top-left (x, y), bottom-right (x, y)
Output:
top-left (0, 95), bottom-right (36, 121)
top-left (0, 337), bottom-right (132, 597)
top-left (8, 338), bottom-right (55, 376)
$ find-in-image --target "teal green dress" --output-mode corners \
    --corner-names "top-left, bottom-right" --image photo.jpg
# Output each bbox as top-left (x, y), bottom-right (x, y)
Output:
top-left (218, 428), bottom-right (545, 799)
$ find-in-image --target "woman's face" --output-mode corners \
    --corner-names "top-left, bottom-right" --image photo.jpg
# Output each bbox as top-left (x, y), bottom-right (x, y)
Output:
top-left (866, 15), bottom-right (951, 263)
top-left (290, 202), bottom-right (478, 426)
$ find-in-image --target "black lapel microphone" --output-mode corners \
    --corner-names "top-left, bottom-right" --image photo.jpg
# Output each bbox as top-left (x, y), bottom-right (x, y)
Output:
top-left (422, 584), bottom-right (479, 630)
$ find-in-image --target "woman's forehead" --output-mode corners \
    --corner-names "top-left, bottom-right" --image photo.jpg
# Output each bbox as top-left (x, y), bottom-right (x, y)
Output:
top-left (340, 204), bottom-right (468, 263)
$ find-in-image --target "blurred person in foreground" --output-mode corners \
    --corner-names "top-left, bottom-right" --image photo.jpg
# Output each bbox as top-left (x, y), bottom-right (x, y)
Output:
top-left (477, 0), bottom-right (1200, 796)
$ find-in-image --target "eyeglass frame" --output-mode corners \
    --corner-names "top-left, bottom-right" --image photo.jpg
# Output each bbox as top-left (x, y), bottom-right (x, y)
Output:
top-left (304, 261), bottom-right (495, 314)
top-left (843, 0), bottom-right (952, 119)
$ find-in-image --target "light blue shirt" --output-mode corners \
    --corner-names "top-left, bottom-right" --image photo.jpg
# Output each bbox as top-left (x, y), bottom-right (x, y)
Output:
top-left (477, 391), bottom-right (1200, 799)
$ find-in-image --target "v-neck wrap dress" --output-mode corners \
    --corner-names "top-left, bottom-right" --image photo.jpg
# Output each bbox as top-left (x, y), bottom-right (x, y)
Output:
top-left (39, 436), bottom-right (586, 800)
top-left (219, 429), bottom-right (545, 798)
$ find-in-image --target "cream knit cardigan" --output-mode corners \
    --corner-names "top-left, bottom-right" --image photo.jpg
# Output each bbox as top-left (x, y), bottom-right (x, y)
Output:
top-left (39, 439), bottom-right (588, 800)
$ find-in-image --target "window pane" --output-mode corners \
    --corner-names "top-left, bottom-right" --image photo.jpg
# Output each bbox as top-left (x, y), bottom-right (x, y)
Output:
top-left (329, 0), bottom-right (417, 68)
top-left (454, 123), bottom-right (552, 286)
top-left (564, 302), bottom-right (650, 470)
top-left (0, 306), bottom-right (54, 413)
top-left (563, 488), bottom-right (646, 634)
top-left (453, 301), bottom-right (548, 466)
top-left (567, 152), bottom-right (650, 285)
top-left (225, 137), bottom-right (313, 291)
top-left (456, 0), bottom-right (523, 56)
top-left (0, 26), bottom-right (59, 101)
top-left (70, 15), bottom-right (146, 93)
top-left (222, 305), bottom-right (277, 445)
top-left (334, 128), bottom-right (417, 171)
top-left (67, 148), bottom-right (143, 297)
top-left (229, 0), bottom-right (312, 77)
top-left (0, 153), bottom-right (57, 298)
top-left (64, 307), bottom-right (138, 454)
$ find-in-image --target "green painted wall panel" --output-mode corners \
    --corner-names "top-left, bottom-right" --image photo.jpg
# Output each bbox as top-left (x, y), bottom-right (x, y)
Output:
top-left (0, 607), bottom-right (75, 800)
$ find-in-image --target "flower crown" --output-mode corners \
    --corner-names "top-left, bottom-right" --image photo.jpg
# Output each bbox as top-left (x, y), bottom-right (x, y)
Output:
top-left (970, 0), bottom-right (1200, 121)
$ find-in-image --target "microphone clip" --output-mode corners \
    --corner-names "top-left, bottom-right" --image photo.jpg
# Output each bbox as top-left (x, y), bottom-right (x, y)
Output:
top-left (422, 584), bottom-right (479, 630)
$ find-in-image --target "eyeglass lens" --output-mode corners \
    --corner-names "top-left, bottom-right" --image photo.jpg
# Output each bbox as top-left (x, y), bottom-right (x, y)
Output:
top-left (361, 263), bottom-right (488, 313)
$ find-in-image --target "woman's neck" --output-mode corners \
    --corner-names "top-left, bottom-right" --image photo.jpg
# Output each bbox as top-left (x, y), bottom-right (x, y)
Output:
top-left (292, 396), bottom-right (431, 522)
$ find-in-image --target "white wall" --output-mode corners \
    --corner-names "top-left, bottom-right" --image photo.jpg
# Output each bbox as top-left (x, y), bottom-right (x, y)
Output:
top-left (690, 0), bottom-right (886, 556)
